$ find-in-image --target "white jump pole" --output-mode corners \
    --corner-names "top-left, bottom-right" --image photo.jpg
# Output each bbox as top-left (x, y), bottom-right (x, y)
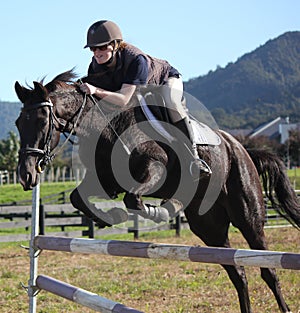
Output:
top-left (28, 184), bottom-right (40, 313)
top-left (34, 236), bottom-right (300, 270)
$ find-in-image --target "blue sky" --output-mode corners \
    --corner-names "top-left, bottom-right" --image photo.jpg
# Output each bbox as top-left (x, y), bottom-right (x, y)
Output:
top-left (1, 0), bottom-right (300, 102)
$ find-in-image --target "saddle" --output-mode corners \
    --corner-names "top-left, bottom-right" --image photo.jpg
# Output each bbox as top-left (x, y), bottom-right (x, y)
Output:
top-left (137, 91), bottom-right (221, 146)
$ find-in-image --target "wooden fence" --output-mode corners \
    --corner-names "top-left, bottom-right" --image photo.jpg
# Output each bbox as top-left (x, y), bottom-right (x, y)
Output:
top-left (0, 200), bottom-right (182, 242)
top-left (1, 190), bottom-right (298, 243)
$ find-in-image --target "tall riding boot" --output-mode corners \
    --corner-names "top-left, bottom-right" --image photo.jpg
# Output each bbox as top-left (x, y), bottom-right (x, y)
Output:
top-left (174, 117), bottom-right (212, 179)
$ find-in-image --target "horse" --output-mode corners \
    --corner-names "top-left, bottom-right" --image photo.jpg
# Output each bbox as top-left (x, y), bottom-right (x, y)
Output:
top-left (14, 70), bottom-right (300, 313)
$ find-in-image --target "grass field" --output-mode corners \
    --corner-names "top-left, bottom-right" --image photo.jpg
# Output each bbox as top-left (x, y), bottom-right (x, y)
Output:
top-left (0, 181), bottom-right (77, 204)
top-left (0, 228), bottom-right (299, 313)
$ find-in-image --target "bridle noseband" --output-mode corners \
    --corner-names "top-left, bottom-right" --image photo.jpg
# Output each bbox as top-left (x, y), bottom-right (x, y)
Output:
top-left (19, 100), bottom-right (56, 173)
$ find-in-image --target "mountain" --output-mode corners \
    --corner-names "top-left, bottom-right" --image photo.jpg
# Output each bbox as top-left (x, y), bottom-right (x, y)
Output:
top-left (184, 31), bottom-right (300, 129)
top-left (1, 31), bottom-right (300, 139)
top-left (0, 101), bottom-right (22, 139)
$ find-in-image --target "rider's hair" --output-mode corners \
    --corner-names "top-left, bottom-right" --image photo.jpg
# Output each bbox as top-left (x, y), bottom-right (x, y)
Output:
top-left (118, 41), bottom-right (127, 51)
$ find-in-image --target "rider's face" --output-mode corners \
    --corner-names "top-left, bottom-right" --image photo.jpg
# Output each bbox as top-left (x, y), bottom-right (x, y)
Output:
top-left (91, 44), bottom-right (114, 64)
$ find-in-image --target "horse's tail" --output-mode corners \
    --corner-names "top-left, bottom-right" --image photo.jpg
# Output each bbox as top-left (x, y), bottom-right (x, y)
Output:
top-left (247, 149), bottom-right (300, 229)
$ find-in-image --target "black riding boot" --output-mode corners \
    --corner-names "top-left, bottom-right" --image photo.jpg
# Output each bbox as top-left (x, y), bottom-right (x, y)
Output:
top-left (174, 117), bottom-right (212, 179)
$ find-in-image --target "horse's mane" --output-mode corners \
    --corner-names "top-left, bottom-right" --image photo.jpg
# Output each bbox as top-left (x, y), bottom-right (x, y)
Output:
top-left (44, 68), bottom-right (79, 92)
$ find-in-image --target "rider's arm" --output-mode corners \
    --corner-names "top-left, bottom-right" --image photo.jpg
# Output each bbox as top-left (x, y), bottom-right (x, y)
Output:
top-left (82, 55), bottom-right (148, 107)
top-left (91, 84), bottom-right (136, 106)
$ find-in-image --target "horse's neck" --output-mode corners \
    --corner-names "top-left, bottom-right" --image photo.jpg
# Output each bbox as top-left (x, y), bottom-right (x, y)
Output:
top-left (53, 89), bottom-right (91, 131)
top-left (54, 88), bottom-right (140, 144)
top-left (77, 100), bottom-right (137, 142)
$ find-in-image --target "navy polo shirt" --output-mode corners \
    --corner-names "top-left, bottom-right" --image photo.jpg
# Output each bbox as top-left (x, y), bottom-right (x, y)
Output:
top-left (123, 55), bottom-right (180, 86)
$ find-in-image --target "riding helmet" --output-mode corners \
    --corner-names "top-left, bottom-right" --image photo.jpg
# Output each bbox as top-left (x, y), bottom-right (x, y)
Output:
top-left (84, 20), bottom-right (123, 48)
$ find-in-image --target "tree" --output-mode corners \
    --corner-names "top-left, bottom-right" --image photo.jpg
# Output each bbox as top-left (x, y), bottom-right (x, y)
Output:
top-left (288, 128), bottom-right (300, 166)
top-left (235, 135), bottom-right (283, 155)
top-left (0, 131), bottom-right (20, 171)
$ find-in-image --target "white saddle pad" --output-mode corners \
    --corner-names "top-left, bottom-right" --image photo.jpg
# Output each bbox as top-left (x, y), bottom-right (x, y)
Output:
top-left (139, 94), bottom-right (221, 146)
top-left (190, 118), bottom-right (221, 145)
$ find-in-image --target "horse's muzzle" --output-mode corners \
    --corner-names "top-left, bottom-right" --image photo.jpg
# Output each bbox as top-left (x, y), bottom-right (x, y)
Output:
top-left (18, 163), bottom-right (39, 191)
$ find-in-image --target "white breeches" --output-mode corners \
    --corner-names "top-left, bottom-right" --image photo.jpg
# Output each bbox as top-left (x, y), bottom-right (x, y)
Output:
top-left (160, 77), bottom-right (187, 123)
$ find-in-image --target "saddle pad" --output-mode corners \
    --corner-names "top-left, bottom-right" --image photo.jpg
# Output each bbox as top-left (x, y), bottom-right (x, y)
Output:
top-left (139, 93), bottom-right (221, 146)
top-left (190, 118), bottom-right (221, 145)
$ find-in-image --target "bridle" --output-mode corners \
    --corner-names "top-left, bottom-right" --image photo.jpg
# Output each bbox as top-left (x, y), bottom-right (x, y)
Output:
top-left (18, 100), bottom-right (56, 173)
top-left (18, 94), bottom-right (87, 173)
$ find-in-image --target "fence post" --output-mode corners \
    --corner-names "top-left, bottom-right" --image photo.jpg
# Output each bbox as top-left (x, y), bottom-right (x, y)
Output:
top-left (128, 213), bottom-right (139, 239)
top-left (175, 215), bottom-right (181, 237)
top-left (59, 191), bottom-right (66, 204)
top-left (62, 166), bottom-right (66, 182)
top-left (39, 202), bottom-right (45, 236)
top-left (55, 167), bottom-right (61, 182)
top-left (81, 216), bottom-right (94, 238)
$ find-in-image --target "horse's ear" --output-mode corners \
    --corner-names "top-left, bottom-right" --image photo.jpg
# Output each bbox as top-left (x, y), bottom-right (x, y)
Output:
top-left (33, 81), bottom-right (49, 100)
top-left (15, 81), bottom-right (31, 103)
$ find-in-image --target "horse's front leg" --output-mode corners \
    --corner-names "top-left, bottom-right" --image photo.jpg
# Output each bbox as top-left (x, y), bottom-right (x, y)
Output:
top-left (123, 158), bottom-right (170, 223)
top-left (70, 171), bottom-right (128, 228)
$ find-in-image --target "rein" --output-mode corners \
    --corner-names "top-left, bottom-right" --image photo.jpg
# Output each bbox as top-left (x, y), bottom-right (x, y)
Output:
top-left (88, 94), bottom-right (131, 155)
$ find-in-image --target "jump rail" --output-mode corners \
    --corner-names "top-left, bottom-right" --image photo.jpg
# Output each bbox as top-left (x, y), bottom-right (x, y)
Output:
top-left (36, 275), bottom-right (143, 313)
top-left (34, 235), bottom-right (300, 270)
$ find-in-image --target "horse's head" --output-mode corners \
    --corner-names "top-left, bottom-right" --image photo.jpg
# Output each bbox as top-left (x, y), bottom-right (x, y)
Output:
top-left (15, 80), bottom-right (61, 190)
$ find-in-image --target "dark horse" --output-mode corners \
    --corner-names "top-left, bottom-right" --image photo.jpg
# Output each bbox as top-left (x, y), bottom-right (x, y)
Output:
top-left (15, 70), bottom-right (299, 313)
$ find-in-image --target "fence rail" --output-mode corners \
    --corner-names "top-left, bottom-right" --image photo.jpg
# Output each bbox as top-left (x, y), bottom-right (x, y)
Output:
top-left (1, 190), bottom-right (299, 242)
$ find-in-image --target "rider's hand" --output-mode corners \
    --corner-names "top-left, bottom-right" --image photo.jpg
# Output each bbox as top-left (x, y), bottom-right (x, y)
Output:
top-left (80, 83), bottom-right (97, 95)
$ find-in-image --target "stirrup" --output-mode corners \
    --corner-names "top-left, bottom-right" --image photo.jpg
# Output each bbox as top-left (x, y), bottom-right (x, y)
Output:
top-left (190, 158), bottom-right (212, 179)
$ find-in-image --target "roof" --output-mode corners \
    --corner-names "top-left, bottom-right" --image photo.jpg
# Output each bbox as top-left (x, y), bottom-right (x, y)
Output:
top-left (249, 117), bottom-right (284, 138)
top-left (249, 116), bottom-right (298, 143)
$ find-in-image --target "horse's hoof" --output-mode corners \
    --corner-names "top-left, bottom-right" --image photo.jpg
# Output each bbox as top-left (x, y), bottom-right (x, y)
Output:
top-left (80, 205), bottom-right (127, 227)
top-left (95, 220), bottom-right (112, 229)
top-left (128, 204), bottom-right (169, 223)
top-left (107, 207), bottom-right (129, 224)
top-left (160, 198), bottom-right (183, 218)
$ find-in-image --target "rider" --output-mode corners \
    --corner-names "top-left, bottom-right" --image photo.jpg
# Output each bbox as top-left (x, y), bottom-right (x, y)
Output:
top-left (80, 20), bottom-right (211, 178)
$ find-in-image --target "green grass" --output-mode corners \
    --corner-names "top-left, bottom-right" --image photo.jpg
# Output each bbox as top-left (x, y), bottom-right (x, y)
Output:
top-left (0, 181), bottom-right (77, 204)
top-left (287, 168), bottom-right (300, 189)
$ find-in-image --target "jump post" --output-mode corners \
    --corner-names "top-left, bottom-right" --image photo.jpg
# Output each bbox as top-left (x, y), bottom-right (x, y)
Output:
top-left (26, 185), bottom-right (300, 313)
